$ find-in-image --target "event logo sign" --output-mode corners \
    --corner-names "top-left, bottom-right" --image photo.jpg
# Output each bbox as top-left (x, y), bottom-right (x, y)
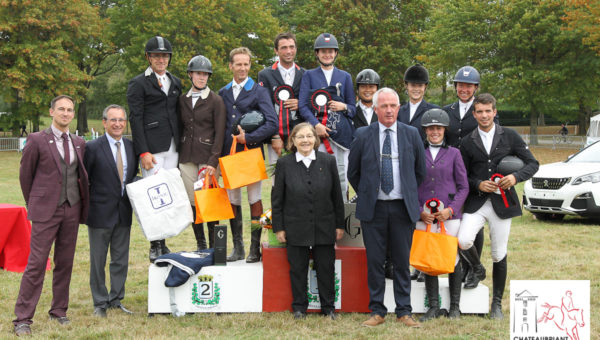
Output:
top-left (147, 183), bottom-right (173, 209)
top-left (307, 260), bottom-right (341, 310)
top-left (192, 274), bottom-right (221, 308)
top-left (510, 280), bottom-right (589, 340)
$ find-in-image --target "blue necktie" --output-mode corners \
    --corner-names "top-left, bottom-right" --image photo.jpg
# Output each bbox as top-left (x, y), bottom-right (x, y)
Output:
top-left (381, 129), bottom-right (393, 194)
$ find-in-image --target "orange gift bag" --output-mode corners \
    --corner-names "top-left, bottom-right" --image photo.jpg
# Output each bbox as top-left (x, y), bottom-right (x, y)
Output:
top-left (219, 139), bottom-right (268, 189)
top-left (194, 173), bottom-right (235, 223)
top-left (409, 222), bottom-right (458, 276)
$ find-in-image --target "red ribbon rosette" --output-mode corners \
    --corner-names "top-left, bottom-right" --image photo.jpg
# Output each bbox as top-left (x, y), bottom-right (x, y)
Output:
top-left (491, 173), bottom-right (509, 208)
top-left (273, 85), bottom-right (294, 139)
top-left (310, 89), bottom-right (333, 154)
top-left (424, 198), bottom-right (444, 227)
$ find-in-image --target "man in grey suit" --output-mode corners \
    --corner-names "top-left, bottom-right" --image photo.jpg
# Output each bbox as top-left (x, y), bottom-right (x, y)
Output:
top-left (348, 88), bottom-right (426, 328)
top-left (84, 105), bottom-right (138, 317)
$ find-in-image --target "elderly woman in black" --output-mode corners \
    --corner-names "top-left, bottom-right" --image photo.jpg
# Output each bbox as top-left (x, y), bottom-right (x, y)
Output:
top-left (271, 122), bottom-right (345, 320)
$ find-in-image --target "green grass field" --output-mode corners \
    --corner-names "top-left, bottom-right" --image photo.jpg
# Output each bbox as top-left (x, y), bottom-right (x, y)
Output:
top-left (0, 147), bottom-right (597, 339)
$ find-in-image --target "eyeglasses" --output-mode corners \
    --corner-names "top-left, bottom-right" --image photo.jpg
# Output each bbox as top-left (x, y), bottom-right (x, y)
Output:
top-left (294, 134), bottom-right (315, 140)
top-left (105, 118), bottom-right (127, 123)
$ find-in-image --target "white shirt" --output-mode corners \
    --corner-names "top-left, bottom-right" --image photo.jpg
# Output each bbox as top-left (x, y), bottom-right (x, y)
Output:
top-left (145, 67), bottom-right (171, 96)
top-left (50, 124), bottom-right (75, 165)
top-left (106, 133), bottom-right (128, 192)
top-left (429, 144), bottom-right (442, 161)
top-left (359, 101), bottom-right (374, 125)
top-left (321, 68), bottom-right (333, 86)
top-left (409, 100), bottom-right (422, 122)
top-left (459, 99), bottom-right (474, 120)
top-left (295, 150), bottom-right (316, 168)
top-left (377, 122), bottom-right (402, 200)
top-left (478, 124), bottom-right (496, 155)
top-left (277, 63), bottom-right (296, 86)
top-left (232, 77), bottom-right (249, 101)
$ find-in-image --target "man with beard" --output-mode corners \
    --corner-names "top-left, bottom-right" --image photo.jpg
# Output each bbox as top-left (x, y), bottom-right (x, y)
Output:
top-left (258, 32), bottom-right (305, 167)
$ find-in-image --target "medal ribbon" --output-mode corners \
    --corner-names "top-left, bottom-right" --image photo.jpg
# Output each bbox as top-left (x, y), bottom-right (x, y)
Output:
top-left (425, 198), bottom-right (444, 228)
top-left (311, 89), bottom-right (333, 154)
top-left (491, 173), bottom-right (509, 208)
top-left (274, 86), bottom-right (294, 139)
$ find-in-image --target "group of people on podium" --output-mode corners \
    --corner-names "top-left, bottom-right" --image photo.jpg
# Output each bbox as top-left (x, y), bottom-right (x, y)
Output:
top-left (12, 30), bottom-right (538, 336)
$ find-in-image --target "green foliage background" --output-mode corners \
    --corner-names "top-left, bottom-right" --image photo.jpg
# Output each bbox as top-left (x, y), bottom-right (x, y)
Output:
top-left (1, 0), bottom-right (600, 135)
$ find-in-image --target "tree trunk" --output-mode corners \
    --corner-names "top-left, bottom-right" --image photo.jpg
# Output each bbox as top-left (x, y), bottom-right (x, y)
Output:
top-left (537, 112), bottom-right (545, 126)
top-left (77, 100), bottom-right (89, 134)
top-left (530, 107), bottom-right (539, 145)
top-left (578, 100), bottom-right (591, 136)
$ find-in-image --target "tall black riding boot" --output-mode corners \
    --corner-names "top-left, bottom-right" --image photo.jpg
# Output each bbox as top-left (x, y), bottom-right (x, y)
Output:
top-left (246, 228), bottom-right (262, 263)
top-left (227, 205), bottom-right (245, 261)
top-left (207, 221), bottom-right (217, 249)
top-left (191, 206), bottom-right (207, 252)
top-left (464, 229), bottom-right (485, 285)
top-left (246, 201), bottom-right (263, 263)
top-left (490, 256), bottom-right (507, 319)
top-left (460, 246), bottom-right (486, 289)
top-left (149, 241), bottom-right (161, 263)
top-left (447, 261), bottom-right (463, 319)
top-left (420, 275), bottom-right (445, 321)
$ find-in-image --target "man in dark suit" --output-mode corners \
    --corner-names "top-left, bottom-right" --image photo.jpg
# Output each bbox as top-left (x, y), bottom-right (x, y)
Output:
top-left (258, 32), bottom-right (305, 167)
top-left (348, 88), bottom-right (426, 328)
top-left (84, 105), bottom-right (138, 318)
top-left (457, 93), bottom-right (538, 319)
top-left (13, 95), bottom-right (90, 336)
top-left (127, 36), bottom-right (182, 261)
top-left (219, 47), bottom-right (278, 263)
top-left (352, 69), bottom-right (380, 129)
top-left (398, 64), bottom-right (439, 141)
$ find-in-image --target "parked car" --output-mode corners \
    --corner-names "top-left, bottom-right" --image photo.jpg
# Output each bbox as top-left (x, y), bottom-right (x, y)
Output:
top-left (523, 141), bottom-right (600, 220)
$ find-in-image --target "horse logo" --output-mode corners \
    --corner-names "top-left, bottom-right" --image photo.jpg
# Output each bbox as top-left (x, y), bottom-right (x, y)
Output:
top-left (538, 291), bottom-right (585, 340)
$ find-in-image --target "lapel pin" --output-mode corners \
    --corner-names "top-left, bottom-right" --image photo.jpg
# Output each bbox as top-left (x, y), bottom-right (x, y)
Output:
top-left (49, 140), bottom-right (54, 144)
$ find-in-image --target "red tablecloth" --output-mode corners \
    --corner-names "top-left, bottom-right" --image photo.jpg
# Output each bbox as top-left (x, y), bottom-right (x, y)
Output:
top-left (0, 203), bottom-right (50, 272)
top-left (262, 244), bottom-right (370, 312)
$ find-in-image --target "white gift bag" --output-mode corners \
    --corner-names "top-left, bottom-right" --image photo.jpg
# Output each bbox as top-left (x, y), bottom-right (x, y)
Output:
top-left (126, 168), bottom-right (193, 241)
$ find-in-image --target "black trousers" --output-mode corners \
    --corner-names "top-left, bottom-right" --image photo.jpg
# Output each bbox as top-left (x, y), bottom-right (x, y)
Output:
top-left (362, 200), bottom-right (414, 318)
top-left (286, 244), bottom-right (335, 314)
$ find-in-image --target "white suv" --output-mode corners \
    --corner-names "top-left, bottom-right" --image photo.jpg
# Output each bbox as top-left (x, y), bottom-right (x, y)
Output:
top-left (523, 142), bottom-right (600, 220)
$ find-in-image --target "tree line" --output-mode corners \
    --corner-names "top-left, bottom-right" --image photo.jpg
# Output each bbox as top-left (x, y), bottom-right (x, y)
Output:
top-left (1, 0), bottom-right (599, 136)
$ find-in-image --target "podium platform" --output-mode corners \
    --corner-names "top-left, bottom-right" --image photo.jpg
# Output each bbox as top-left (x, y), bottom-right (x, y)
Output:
top-left (148, 261), bottom-right (263, 314)
top-left (148, 245), bottom-right (489, 314)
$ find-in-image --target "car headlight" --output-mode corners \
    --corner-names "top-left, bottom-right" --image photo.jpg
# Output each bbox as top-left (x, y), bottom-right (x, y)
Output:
top-left (572, 171), bottom-right (600, 185)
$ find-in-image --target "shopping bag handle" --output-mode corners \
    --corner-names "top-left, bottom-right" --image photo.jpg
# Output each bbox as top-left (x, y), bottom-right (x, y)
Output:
top-left (230, 137), bottom-right (249, 155)
top-left (425, 221), bottom-right (447, 234)
top-left (202, 172), bottom-right (220, 190)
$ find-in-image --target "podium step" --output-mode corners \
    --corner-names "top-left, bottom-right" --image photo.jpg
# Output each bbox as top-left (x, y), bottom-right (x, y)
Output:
top-left (385, 277), bottom-right (490, 314)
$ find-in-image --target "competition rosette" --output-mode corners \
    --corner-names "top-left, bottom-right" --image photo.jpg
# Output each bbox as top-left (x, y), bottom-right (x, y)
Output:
top-left (424, 198), bottom-right (444, 226)
top-left (310, 88), bottom-right (334, 153)
top-left (273, 85), bottom-right (296, 140)
top-left (490, 173), bottom-right (510, 208)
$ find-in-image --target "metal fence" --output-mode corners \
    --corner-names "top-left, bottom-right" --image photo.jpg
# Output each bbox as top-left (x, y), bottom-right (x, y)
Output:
top-left (521, 134), bottom-right (585, 150)
top-left (0, 135), bottom-right (133, 152)
top-left (0, 134), bottom-right (585, 152)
